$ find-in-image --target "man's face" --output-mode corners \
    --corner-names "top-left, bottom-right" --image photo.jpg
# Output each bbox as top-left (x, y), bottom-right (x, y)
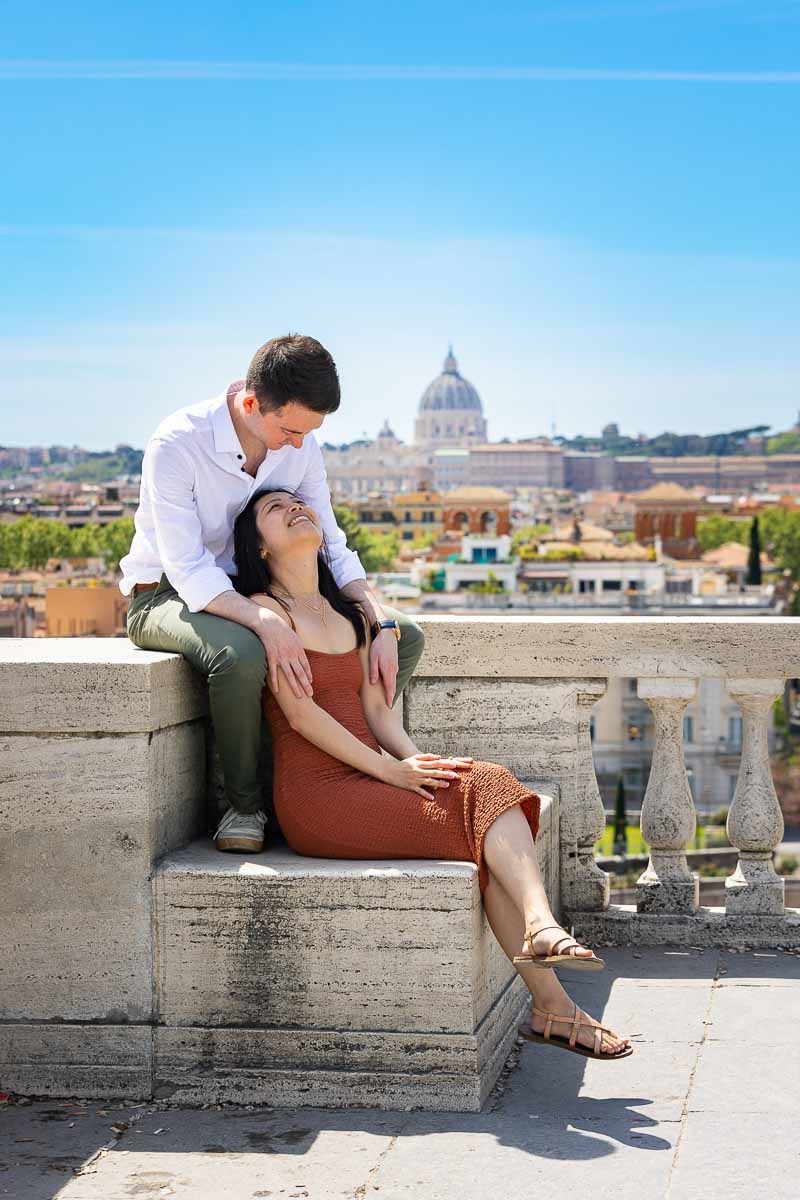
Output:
top-left (245, 394), bottom-right (325, 451)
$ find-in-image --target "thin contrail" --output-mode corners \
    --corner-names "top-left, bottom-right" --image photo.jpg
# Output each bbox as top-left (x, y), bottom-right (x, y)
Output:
top-left (1, 60), bottom-right (800, 82)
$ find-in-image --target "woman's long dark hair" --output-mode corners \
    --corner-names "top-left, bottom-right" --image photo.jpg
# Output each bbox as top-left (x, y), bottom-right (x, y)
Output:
top-left (232, 488), bottom-right (367, 647)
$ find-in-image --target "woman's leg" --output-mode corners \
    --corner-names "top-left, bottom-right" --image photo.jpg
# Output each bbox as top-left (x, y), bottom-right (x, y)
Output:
top-left (482, 804), bottom-right (596, 960)
top-left (482, 867), bottom-right (629, 1054)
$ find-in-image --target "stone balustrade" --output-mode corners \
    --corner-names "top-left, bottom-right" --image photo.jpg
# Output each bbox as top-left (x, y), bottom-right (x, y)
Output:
top-left (2, 616), bottom-right (799, 1110)
top-left (410, 615), bottom-right (800, 949)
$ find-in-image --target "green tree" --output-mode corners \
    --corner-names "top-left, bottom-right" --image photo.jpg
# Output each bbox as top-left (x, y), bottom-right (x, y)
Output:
top-left (409, 530), bottom-right (439, 551)
top-left (332, 504), bottom-right (400, 572)
top-left (69, 525), bottom-right (101, 558)
top-left (97, 517), bottom-right (135, 571)
top-left (468, 570), bottom-right (506, 594)
top-left (760, 508), bottom-right (800, 579)
top-left (747, 517), bottom-right (762, 586)
top-left (696, 515), bottom-right (749, 552)
top-left (510, 523), bottom-right (551, 554)
top-left (21, 518), bottom-right (59, 570)
top-left (766, 431), bottom-right (800, 455)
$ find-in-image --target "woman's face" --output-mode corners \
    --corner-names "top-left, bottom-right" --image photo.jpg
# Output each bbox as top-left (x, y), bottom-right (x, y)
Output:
top-left (252, 491), bottom-right (323, 558)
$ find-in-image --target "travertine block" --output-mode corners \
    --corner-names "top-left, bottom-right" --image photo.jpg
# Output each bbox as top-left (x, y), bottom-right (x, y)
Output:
top-left (404, 678), bottom-right (576, 782)
top-left (0, 1024), bottom-right (152, 1100)
top-left (0, 721), bottom-right (205, 1023)
top-left (0, 638), bottom-right (206, 733)
top-left (152, 794), bottom-right (556, 1109)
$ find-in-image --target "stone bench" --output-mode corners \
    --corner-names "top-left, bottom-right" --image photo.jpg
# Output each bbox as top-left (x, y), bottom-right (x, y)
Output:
top-left (0, 640), bottom-right (558, 1111)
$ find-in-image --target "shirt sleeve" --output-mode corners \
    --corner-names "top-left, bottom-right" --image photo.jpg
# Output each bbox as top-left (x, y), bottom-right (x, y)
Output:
top-left (142, 436), bottom-right (235, 612)
top-left (296, 435), bottom-right (367, 588)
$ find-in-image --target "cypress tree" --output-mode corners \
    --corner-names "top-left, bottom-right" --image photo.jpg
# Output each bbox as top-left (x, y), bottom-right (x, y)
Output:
top-left (613, 775), bottom-right (627, 856)
top-left (747, 516), bottom-right (762, 586)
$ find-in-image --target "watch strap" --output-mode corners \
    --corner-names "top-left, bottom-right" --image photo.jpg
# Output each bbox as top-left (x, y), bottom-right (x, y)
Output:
top-left (371, 618), bottom-right (401, 641)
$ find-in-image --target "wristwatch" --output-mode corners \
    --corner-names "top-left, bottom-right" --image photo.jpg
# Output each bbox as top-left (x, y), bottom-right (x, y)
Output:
top-left (370, 618), bottom-right (401, 641)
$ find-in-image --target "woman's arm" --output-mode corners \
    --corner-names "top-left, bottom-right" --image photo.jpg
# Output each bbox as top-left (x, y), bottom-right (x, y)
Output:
top-left (358, 640), bottom-right (420, 758)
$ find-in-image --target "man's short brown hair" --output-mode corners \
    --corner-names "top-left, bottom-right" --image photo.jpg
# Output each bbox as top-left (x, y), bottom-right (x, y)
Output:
top-left (245, 334), bottom-right (341, 415)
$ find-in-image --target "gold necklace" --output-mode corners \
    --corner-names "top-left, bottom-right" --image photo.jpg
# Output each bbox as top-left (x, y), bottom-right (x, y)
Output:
top-left (278, 586), bottom-right (328, 628)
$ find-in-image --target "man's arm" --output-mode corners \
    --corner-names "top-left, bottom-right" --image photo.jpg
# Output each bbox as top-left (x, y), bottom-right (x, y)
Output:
top-left (144, 437), bottom-right (236, 613)
top-left (144, 440), bottom-right (313, 696)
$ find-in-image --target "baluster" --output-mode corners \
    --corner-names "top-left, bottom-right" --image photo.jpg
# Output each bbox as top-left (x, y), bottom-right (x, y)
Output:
top-left (562, 681), bottom-right (609, 912)
top-left (724, 678), bottom-right (785, 915)
top-left (636, 678), bottom-right (699, 914)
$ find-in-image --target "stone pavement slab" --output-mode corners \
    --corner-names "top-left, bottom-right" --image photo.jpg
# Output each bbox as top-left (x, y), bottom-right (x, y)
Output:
top-left (1, 947), bottom-right (796, 1200)
top-left (668, 1113), bottom-right (800, 1200)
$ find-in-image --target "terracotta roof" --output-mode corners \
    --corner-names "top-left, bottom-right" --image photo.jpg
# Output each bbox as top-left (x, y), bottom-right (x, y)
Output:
top-left (543, 521), bottom-right (615, 542)
top-left (443, 486), bottom-right (513, 502)
top-left (702, 542), bottom-right (774, 569)
top-left (633, 483), bottom-right (699, 502)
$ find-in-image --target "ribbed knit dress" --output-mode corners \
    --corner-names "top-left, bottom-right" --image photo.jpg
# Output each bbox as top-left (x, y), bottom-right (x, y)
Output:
top-left (262, 646), bottom-right (540, 894)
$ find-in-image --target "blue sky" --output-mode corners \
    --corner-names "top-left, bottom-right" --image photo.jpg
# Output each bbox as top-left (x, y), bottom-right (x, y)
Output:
top-left (1, 1), bottom-right (800, 450)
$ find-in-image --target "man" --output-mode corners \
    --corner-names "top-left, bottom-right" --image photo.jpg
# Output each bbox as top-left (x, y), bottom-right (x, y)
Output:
top-left (120, 334), bottom-right (424, 853)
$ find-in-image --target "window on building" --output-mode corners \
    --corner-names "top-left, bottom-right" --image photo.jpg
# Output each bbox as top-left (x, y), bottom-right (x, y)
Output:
top-left (404, 511), bottom-right (412, 522)
top-left (360, 510), bottom-right (373, 522)
top-left (589, 717), bottom-right (595, 742)
top-left (602, 580), bottom-right (622, 591)
top-left (381, 511), bottom-right (394, 522)
top-left (628, 679), bottom-right (637, 694)
top-left (683, 715), bottom-right (694, 743)
top-left (402, 531), bottom-right (414, 540)
top-left (727, 716), bottom-right (743, 748)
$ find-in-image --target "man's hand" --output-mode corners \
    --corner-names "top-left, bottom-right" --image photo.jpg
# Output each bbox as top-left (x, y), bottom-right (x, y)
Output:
top-left (369, 628), bottom-right (399, 707)
top-left (252, 606), bottom-right (314, 699)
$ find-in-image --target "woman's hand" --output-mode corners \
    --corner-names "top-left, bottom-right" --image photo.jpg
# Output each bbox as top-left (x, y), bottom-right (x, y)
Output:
top-left (382, 752), bottom-right (474, 800)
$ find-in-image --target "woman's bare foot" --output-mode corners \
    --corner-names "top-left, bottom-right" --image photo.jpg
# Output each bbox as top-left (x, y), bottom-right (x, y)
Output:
top-left (522, 921), bottom-right (598, 961)
top-left (529, 998), bottom-right (630, 1055)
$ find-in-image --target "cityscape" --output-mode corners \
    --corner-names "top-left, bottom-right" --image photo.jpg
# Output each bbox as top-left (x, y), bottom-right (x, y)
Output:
top-left (3, 346), bottom-right (800, 823)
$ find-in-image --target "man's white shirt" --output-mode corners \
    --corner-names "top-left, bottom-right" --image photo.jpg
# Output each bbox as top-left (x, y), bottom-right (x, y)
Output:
top-left (119, 385), bottom-right (366, 612)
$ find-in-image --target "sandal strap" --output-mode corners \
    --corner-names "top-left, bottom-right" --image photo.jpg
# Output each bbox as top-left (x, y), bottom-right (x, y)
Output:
top-left (531, 1004), bottom-right (618, 1052)
top-left (527, 924), bottom-right (589, 958)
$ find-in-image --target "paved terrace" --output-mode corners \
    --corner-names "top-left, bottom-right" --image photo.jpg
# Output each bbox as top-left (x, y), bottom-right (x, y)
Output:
top-left (3, 947), bottom-right (799, 1199)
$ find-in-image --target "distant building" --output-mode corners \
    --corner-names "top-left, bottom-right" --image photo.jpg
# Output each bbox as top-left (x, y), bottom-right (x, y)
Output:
top-left (633, 483), bottom-right (701, 560)
top-left (0, 597), bottom-right (36, 637)
top-left (563, 452), bottom-right (615, 492)
top-left (413, 348), bottom-right (488, 450)
top-left (466, 441), bottom-right (565, 488)
top-left (322, 421), bottom-right (419, 499)
top-left (46, 585), bottom-right (128, 637)
top-left (350, 489), bottom-right (444, 543)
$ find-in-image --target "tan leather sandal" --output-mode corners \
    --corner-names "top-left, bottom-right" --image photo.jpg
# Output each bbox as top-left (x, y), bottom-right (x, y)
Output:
top-left (519, 1001), bottom-right (633, 1060)
top-left (512, 923), bottom-right (605, 970)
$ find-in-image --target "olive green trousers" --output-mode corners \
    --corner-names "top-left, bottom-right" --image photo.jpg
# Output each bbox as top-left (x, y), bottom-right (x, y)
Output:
top-left (126, 576), bottom-right (425, 816)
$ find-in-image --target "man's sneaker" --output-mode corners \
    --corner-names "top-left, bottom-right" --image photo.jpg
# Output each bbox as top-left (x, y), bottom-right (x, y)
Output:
top-left (213, 806), bottom-right (268, 852)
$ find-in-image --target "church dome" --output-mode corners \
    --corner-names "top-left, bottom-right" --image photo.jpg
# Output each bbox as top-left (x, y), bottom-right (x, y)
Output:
top-left (418, 348), bottom-right (483, 414)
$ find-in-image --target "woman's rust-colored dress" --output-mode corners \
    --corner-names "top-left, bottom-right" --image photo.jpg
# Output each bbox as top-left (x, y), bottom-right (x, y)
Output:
top-left (262, 647), bottom-right (540, 894)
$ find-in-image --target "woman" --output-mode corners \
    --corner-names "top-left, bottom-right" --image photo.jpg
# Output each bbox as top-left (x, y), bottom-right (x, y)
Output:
top-left (231, 488), bottom-right (632, 1062)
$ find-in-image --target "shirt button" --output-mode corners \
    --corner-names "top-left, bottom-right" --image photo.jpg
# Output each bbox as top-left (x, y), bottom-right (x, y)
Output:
top-left (237, 453), bottom-right (243, 460)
